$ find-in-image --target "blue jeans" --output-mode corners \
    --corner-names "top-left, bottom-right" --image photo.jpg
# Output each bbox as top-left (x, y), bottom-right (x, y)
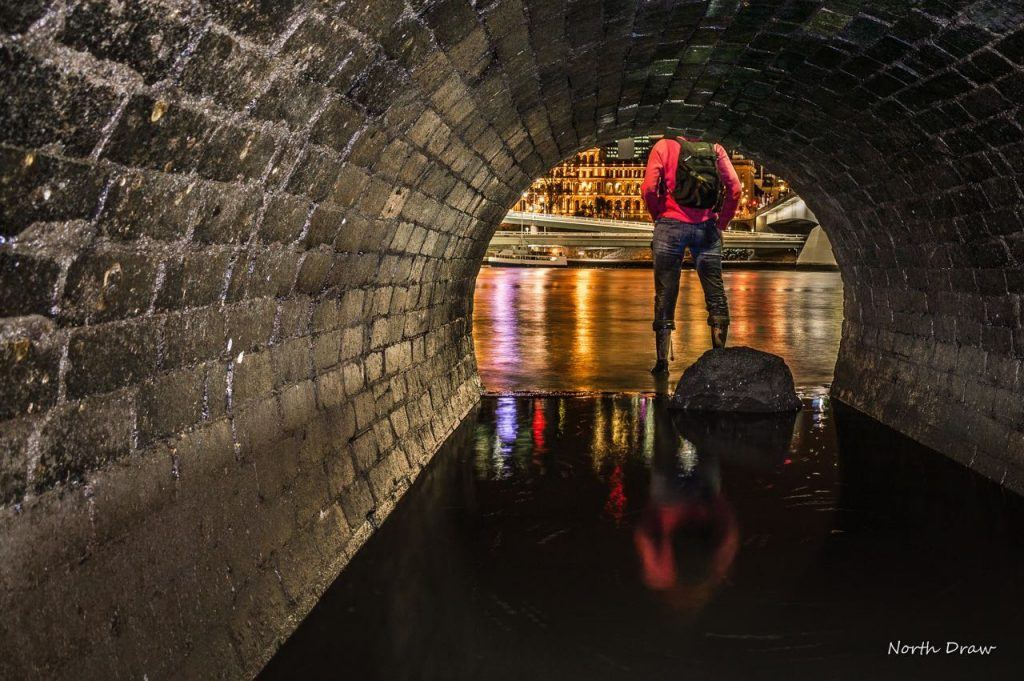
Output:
top-left (652, 218), bottom-right (729, 330)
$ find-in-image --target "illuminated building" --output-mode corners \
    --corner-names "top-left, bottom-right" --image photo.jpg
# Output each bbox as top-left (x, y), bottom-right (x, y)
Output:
top-left (514, 142), bottom-right (792, 224)
top-left (514, 146), bottom-right (648, 220)
top-left (732, 154), bottom-right (757, 220)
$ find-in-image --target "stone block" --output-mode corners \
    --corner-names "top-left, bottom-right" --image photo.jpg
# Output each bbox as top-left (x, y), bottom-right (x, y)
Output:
top-left (162, 306), bottom-right (226, 369)
top-left (179, 30), bottom-right (273, 110)
top-left (231, 397), bottom-right (281, 461)
top-left (282, 18), bottom-right (365, 85)
top-left (253, 76), bottom-right (329, 131)
top-left (349, 61), bottom-right (409, 117)
top-left (58, 0), bottom-right (191, 84)
top-left (340, 327), bottom-right (364, 360)
top-left (136, 366), bottom-right (205, 445)
top-left (315, 366), bottom-right (344, 410)
top-left (384, 341), bottom-right (412, 375)
top-left (338, 477), bottom-right (375, 529)
top-left (364, 351), bottom-right (384, 383)
top-left (155, 249), bottom-right (232, 311)
top-left (231, 350), bottom-right (273, 407)
top-left (224, 299), bottom-right (276, 353)
top-left (206, 0), bottom-right (301, 40)
top-left (197, 125), bottom-right (278, 183)
top-left (258, 194), bottom-right (312, 244)
top-left (103, 96), bottom-right (216, 174)
top-left (341, 361), bottom-right (364, 395)
top-left (310, 98), bottom-right (365, 153)
top-left (332, 212), bottom-right (371, 253)
top-left (270, 337), bottom-right (310, 388)
top-left (279, 381), bottom-right (316, 432)
top-left (312, 331), bottom-right (342, 371)
top-left (303, 204), bottom-right (347, 248)
top-left (274, 297), bottom-right (312, 341)
top-left (66, 320), bottom-right (159, 399)
top-left (0, 150), bottom-right (109, 238)
top-left (250, 248), bottom-right (302, 298)
top-left (0, 252), bottom-right (60, 317)
top-left (346, 124), bottom-right (392, 170)
top-left (294, 250), bottom-right (333, 294)
top-left (61, 245), bottom-right (159, 323)
top-left (286, 148), bottom-right (343, 202)
top-left (204, 360), bottom-right (229, 420)
top-left (192, 185), bottom-right (262, 244)
top-left (34, 393), bottom-right (133, 491)
top-left (326, 165), bottom-right (370, 209)
top-left (99, 171), bottom-right (200, 242)
top-left (0, 44), bottom-right (120, 156)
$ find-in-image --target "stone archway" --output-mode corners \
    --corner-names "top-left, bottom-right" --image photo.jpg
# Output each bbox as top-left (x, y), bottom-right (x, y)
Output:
top-left (1, 1), bottom-right (1022, 678)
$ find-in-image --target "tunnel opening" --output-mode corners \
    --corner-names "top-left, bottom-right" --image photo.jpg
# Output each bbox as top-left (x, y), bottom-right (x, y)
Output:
top-left (470, 137), bottom-right (844, 394)
top-left (1, 1), bottom-right (1023, 679)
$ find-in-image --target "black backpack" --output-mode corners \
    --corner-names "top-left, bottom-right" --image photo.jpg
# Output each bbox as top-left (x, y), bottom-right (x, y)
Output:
top-left (671, 139), bottom-right (723, 210)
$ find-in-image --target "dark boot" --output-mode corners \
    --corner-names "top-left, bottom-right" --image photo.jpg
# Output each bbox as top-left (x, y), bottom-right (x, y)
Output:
top-left (651, 329), bottom-right (672, 374)
top-left (710, 321), bottom-right (729, 349)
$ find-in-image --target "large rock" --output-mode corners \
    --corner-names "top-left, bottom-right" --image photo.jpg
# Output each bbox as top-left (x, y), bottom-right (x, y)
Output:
top-left (670, 347), bottom-right (801, 413)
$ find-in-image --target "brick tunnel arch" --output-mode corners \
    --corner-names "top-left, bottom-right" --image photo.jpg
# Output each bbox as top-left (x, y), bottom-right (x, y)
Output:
top-left (1, 1), bottom-right (1022, 678)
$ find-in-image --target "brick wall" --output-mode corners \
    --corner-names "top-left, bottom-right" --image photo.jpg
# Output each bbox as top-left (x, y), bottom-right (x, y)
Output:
top-left (1, 0), bottom-right (1022, 678)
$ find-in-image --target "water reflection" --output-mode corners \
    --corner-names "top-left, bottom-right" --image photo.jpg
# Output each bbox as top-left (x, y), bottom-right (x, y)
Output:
top-left (473, 267), bottom-right (844, 392)
top-left (635, 407), bottom-right (739, 608)
top-left (261, 396), bottom-right (1024, 681)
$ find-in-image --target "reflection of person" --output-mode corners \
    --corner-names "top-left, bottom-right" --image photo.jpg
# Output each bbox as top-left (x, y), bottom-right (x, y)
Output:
top-left (634, 404), bottom-right (739, 610)
top-left (641, 134), bottom-right (742, 375)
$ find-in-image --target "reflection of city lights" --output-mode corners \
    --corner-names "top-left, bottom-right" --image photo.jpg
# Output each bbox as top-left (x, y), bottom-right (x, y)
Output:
top-left (495, 397), bottom-right (518, 473)
top-left (497, 398), bottom-right (516, 442)
top-left (592, 399), bottom-right (607, 469)
top-left (532, 399), bottom-right (547, 454)
top-left (490, 270), bottom-right (519, 381)
top-left (604, 464), bottom-right (627, 525)
top-left (643, 398), bottom-right (655, 462)
top-left (473, 267), bottom-right (843, 393)
top-left (573, 268), bottom-right (595, 369)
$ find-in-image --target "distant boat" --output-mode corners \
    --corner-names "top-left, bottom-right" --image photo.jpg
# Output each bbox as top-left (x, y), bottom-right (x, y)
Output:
top-left (486, 248), bottom-right (567, 267)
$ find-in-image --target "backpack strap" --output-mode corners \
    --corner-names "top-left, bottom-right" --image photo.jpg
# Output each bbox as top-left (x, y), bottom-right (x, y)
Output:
top-left (676, 138), bottom-right (711, 190)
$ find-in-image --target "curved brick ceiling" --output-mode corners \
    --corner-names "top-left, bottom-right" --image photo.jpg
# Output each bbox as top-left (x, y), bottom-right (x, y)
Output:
top-left (1, 0), bottom-right (1023, 678)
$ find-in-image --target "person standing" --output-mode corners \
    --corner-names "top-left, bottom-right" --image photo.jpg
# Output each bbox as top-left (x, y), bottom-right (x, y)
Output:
top-left (641, 135), bottom-right (742, 375)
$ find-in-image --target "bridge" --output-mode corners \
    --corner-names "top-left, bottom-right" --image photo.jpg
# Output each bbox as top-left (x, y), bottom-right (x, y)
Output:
top-left (504, 200), bottom-right (821, 239)
top-left (502, 210), bottom-right (661, 233)
top-left (754, 196), bottom-right (819, 231)
top-left (490, 230), bottom-right (807, 250)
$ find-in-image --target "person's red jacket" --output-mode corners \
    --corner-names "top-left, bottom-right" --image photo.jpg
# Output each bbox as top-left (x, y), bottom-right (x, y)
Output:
top-left (641, 137), bottom-right (742, 228)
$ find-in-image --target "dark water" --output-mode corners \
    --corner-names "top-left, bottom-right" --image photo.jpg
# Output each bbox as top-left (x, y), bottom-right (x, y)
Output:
top-left (261, 396), bottom-right (1024, 681)
top-left (472, 267), bottom-right (844, 392)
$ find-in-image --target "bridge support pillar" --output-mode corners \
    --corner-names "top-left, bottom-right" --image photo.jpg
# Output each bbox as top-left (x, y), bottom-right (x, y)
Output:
top-left (797, 226), bottom-right (838, 268)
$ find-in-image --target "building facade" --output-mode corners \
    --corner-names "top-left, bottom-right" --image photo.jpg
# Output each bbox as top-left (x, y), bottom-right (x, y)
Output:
top-left (514, 146), bottom-right (648, 220)
top-left (513, 138), bottom-right (792, 225)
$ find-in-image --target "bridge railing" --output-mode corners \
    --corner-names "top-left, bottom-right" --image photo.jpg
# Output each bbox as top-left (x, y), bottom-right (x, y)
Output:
top-left (504, 210), bottom-right (651, 228)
